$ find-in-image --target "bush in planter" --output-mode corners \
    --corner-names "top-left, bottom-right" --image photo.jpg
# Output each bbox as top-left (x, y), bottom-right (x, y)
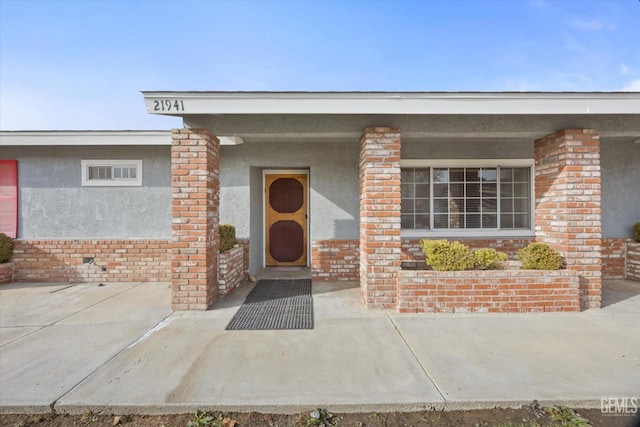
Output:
top-left (633, 222), bottom-right (640, 241)
top-left (219, 224), bottom-right (237, 252)
top-left (419, 239), bottom-right (475, 271)
top-left (0, 233), bottom-right (12, 263)
top-left (472, 248), bottom-right (508, 270)
top-left (517, 242), bottom-right (562, 270)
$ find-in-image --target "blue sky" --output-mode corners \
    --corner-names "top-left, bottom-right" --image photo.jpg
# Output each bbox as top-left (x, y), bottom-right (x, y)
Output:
top-left (1, 0), bottom-right (639, 130)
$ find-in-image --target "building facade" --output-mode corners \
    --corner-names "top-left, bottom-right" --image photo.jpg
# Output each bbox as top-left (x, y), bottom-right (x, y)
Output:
top-left (1, 92), bottom-right (639, 311)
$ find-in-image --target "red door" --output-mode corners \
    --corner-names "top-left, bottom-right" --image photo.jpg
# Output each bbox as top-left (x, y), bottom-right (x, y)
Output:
top-left (0, 160), bottom-right (18, 238)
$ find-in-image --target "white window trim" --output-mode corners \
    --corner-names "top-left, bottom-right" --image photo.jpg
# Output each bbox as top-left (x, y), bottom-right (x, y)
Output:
top-left (400, 159), bottom-right (535, 239)
top-left (400, 159), bottom-right (534, 168)
top-left (401, 228), bottom-right (535, 238)
top-left (81, 159), bottom-right (143, 187)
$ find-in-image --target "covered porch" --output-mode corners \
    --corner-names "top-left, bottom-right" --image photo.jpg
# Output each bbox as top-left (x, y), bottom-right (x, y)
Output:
top-left (142, 92), bottom-right (640, 311)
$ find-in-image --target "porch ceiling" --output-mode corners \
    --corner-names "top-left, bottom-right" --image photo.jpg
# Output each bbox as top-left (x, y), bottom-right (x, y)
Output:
top-left (183, 113), bottom-right (640, 144)
top-left (141, 92), bottom-right (640, 144)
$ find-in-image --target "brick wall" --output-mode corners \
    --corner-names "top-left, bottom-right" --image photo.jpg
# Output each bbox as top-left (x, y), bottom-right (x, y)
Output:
top-left (628, 242), bottom-right (640, 281)
top-left (397, 269), bottom-right (580, 313)
top-left (238, 238), bottom-right (250, 279)
top-left (401, 238), bottom-right (533, 268)
top-left (534, 129), bottom-right (602, 309)
top-left (311, 239), bottom-right (359, 281)
top-left (602, 238), bottom-right (630, 279)
top-left (171, 128), bottom-right (220, 310)
top-left (218, 244), bottom-right (245, 298)
top-left (0, 262), bottom-right (12, 284)
top-left (359, 127), bottom-right (402, 309)
top-left (11, 239), bottom-right (170, 282)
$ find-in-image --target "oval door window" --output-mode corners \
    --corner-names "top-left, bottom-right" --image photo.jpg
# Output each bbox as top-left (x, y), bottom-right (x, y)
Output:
top-left (269, 178), bottom-right (303, 213)
top-left (269, 220), bottom-right (304, 262)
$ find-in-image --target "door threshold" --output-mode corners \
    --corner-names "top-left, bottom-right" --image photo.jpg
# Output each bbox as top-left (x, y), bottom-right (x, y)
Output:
top-left (256, 267), bottom-right (312, 280)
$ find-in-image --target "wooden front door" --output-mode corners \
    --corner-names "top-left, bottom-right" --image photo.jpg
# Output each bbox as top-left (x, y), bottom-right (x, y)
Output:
top-left (265, 172), bottom-right (308, 266)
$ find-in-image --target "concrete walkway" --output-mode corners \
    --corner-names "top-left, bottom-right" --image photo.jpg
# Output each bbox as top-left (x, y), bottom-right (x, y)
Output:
top-left (0, 279), bottom-right (638, 414)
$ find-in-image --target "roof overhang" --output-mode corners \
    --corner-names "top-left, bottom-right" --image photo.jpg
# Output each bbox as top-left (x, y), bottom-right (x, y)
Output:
top-left (142, 91), bottom-right (640, 116)
top-left (0, 130), bottom-right (243, 146)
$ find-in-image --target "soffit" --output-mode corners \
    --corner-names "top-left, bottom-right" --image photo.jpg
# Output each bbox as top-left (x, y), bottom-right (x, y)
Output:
top-left (185, 113), bottom-right (640, 144)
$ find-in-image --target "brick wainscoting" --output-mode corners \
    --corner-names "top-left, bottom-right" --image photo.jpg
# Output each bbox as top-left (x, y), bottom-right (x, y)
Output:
top-left (628, 242), bottom-right (640, 281)
top-left (401, 238), bottom-right (533, 268)
top-left (602, 238), bottom-right (631, 279)
top-left (0, 263), bottom-right (12, 284)
top-left (11, 239), bottom-right (171, 283)
top-left (601, 238), bottom-right (640, 280)
top-left (397, 269), bottom-right (580, 313)
top-left (311, 239), bottom-right (359, 281)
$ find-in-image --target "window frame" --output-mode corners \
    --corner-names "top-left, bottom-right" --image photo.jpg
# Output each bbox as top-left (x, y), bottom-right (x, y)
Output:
top-left (81, 159), bottom-right (143, 187)
top-left (400, 159), bottom-right (535, 238)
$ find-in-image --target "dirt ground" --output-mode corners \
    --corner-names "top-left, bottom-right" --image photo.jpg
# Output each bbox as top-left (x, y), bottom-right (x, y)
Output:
top-left (1, 405), bottom-right (638, 427)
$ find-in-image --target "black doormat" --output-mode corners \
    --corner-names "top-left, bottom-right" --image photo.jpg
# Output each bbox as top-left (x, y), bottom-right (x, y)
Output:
top-left (225, 279), bottom-right (314, 330)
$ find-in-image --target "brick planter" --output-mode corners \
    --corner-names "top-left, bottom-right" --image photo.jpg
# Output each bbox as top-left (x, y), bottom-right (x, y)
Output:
top-left (401, 238), bottom-right (532, 268)
top-left (218, 244), bottom-right (246, 298)
top-left (0, 262), bottom-right (12, 284)
top-left (397, 269), bottom-right (580, 313)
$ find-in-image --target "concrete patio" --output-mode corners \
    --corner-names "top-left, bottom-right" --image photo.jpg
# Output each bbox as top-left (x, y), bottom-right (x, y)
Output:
top-left (0, 279), bottom-right (638, 415)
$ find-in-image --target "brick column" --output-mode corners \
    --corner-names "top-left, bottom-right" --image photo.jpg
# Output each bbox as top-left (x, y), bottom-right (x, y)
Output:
top-left (359, 127), bottom-right (402, 309)
top-left (534, 129), bottom-right (602, 309)
top-left (171, 128), bottom-right (220, 310)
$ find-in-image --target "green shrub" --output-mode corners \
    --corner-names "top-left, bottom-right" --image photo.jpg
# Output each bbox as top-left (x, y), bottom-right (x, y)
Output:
top-left (473, 248), bottom-right (508, 270)
top-left (219, 224), bottom-right (237, 252)
top-left (0, 233), bottom-right (12, 263)
top-left (633, 222), bottom-right (640, 241)
top-left (517, 242), bottom-right (563, 270)
top-left (419, 239), bottom-right (475, 271)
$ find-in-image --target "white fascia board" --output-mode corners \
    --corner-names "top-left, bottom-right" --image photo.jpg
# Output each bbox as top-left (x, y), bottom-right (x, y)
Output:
top-left (0, 131), bottom-right (171, 146)
top-left (142, 91), bottom-right (640, 116)
top-left (0, 131), bottom-right (243, 146)
top-left (218, 136), bottom-right (244, 145)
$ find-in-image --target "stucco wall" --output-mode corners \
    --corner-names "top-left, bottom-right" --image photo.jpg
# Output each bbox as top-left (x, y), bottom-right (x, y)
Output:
top-left (0, 146), bottom-right (171, 239)
top-left (5, 136), bottom-right (634, 270)
top-left (249, 166), bottom-right (264, 273)
top-left (402, 139), bottom-right (533, 159)
top-left (601, 140), bottom-right (640, 238)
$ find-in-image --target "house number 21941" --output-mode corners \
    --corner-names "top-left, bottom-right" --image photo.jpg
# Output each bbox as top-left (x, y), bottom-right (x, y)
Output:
top-left (153, 100), bottom-right (185, 112)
